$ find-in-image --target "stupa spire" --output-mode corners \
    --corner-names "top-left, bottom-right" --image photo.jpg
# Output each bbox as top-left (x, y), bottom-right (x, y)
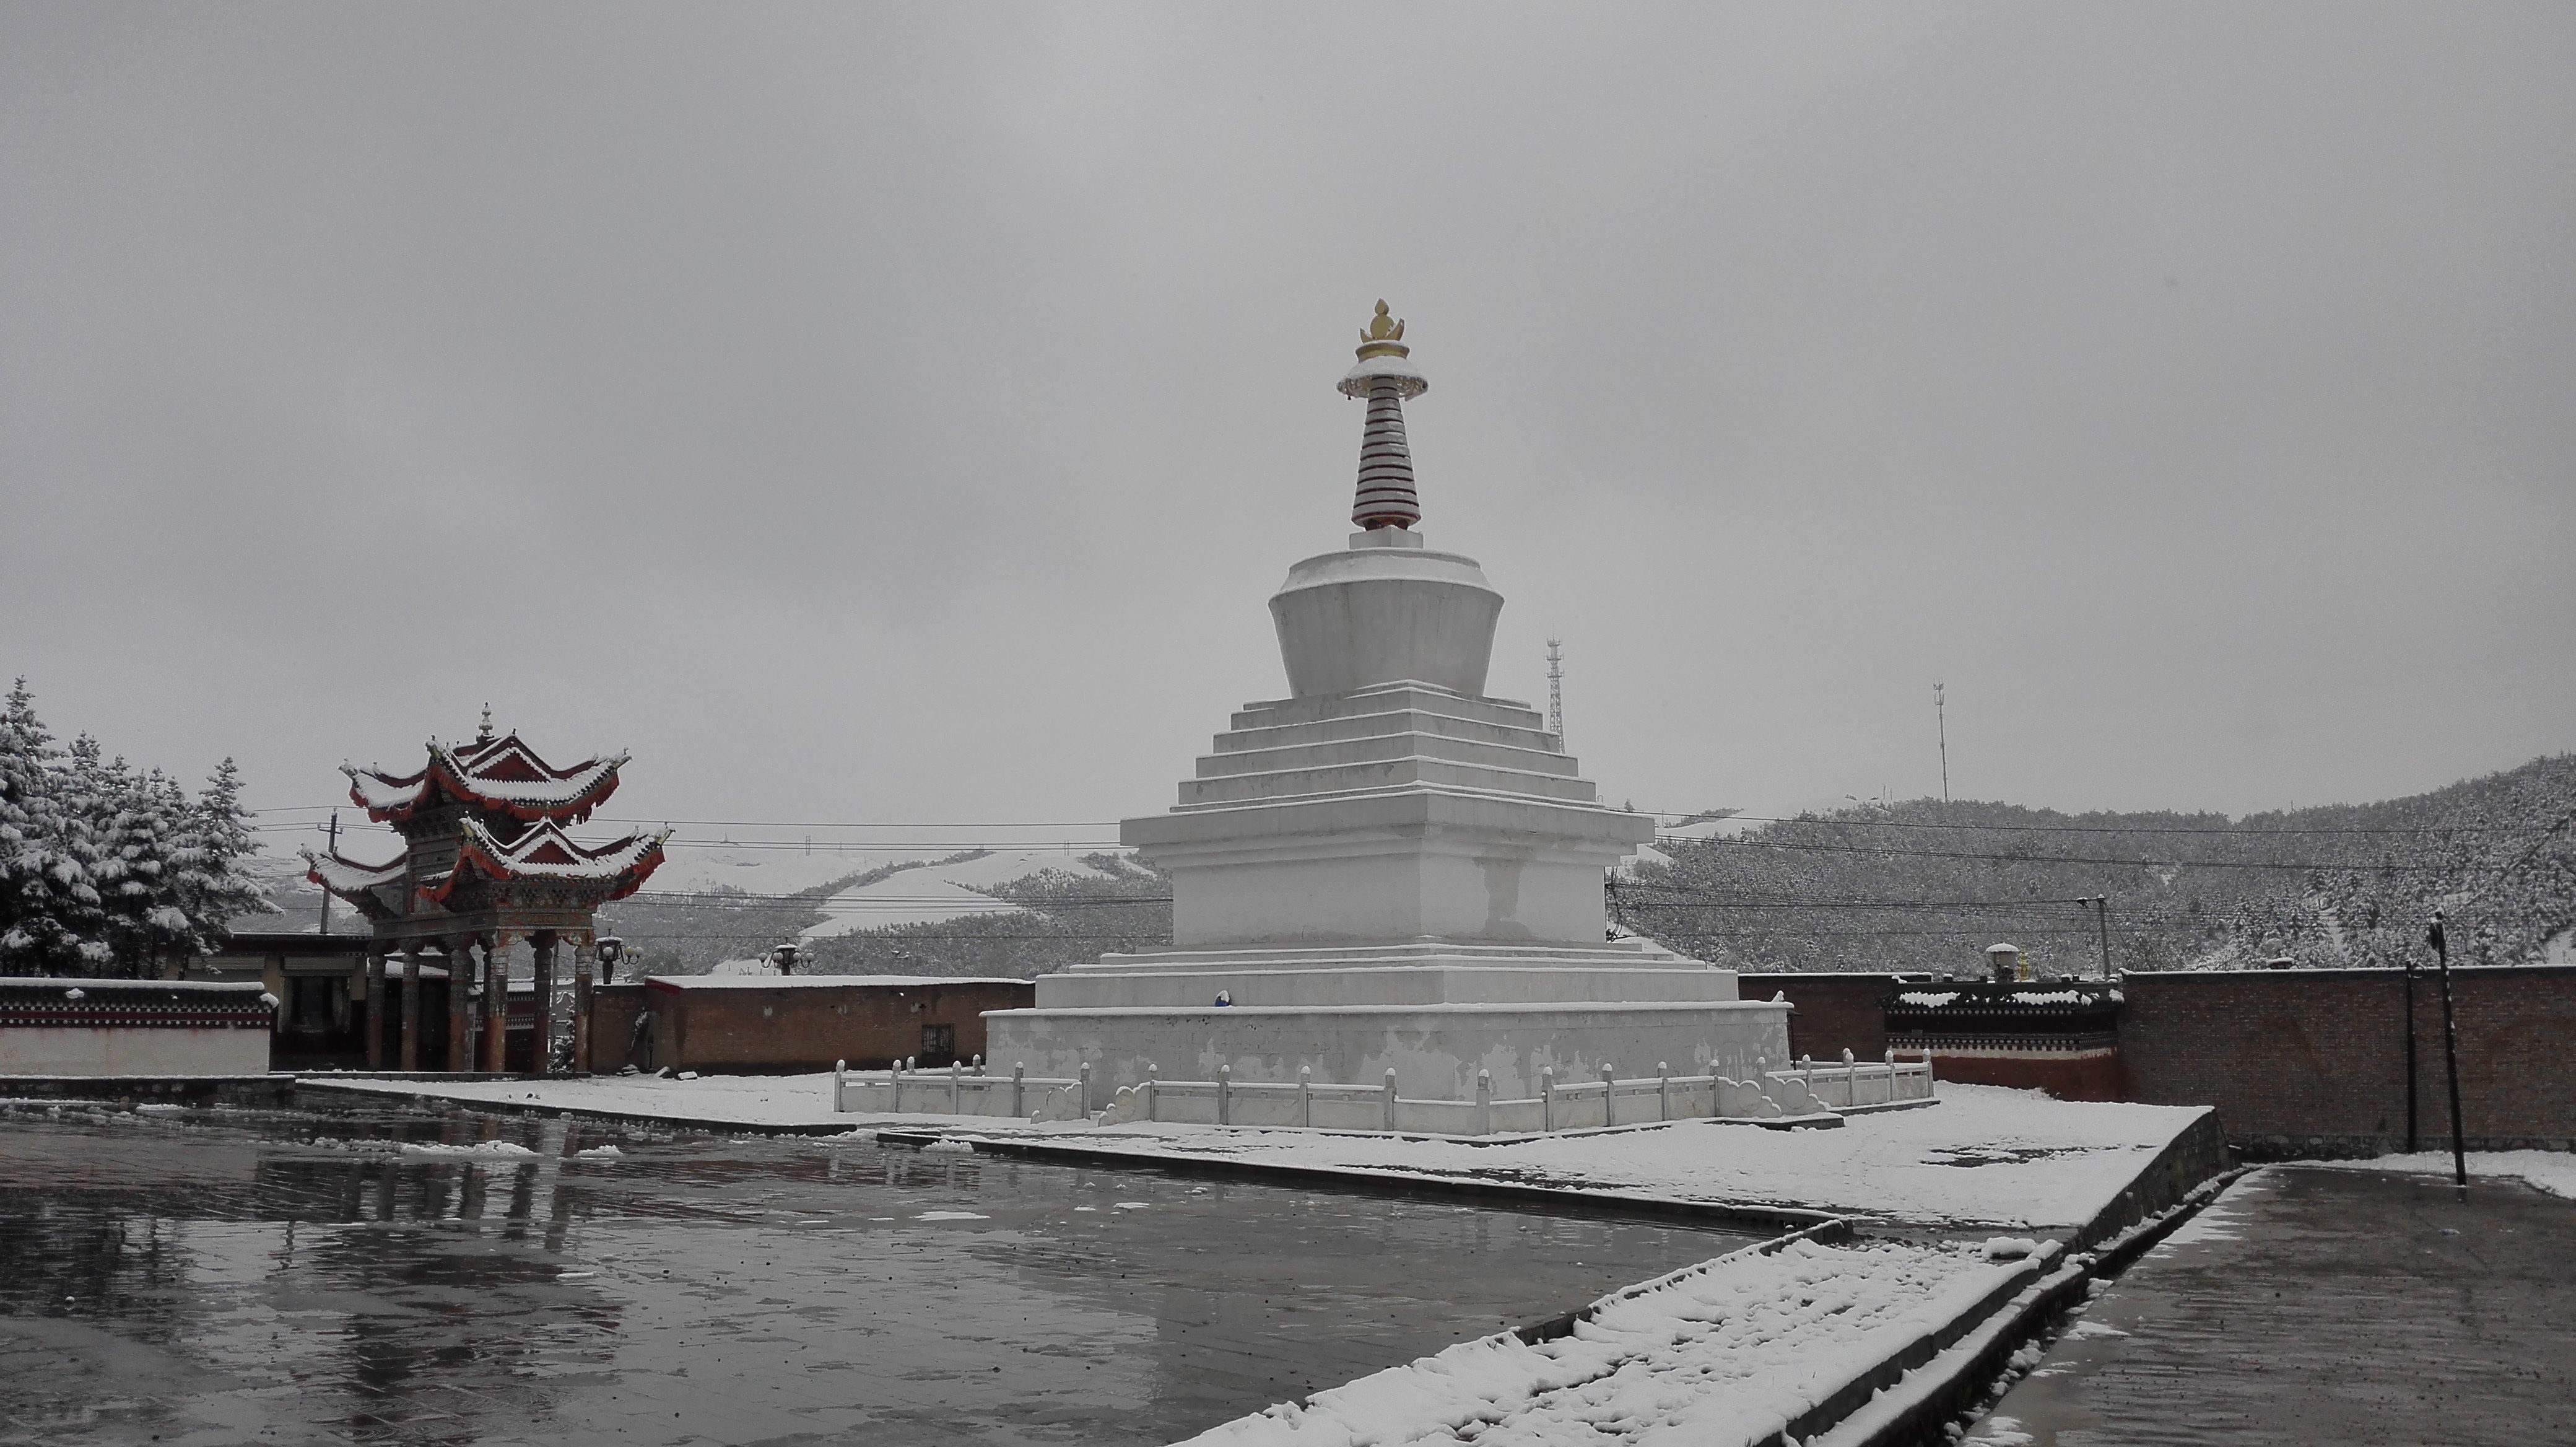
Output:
top-left (1338, 300), bottom-right (1430, 530)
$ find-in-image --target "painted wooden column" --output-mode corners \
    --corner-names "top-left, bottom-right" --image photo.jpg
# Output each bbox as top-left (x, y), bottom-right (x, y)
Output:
top-left (571, 937), bottom-right (595, 1074)
top-left (397, 945), bottom-right (421, 1072)
top-left (481, 939), bottom-right (510, 1073)
top-left (362, 946), bottom-right (386, 1070)
top-left (445, 936), bottom-right (474, 1072)
top-left (530, 930), bottom-right (559, 1074)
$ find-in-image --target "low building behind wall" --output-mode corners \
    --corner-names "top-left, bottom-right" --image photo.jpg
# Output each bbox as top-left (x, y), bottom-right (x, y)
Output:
top-left (1, 978), bottom-right (275, 1076)
top-left (1882, 979), bottom-right (2127, 1101)
top-left (2118, 965), bottom-right (2576, 1156)
top-left (588, 974), bottom-right (1035, 1075)
top-left (192, 932), bottom-right (371, 1069)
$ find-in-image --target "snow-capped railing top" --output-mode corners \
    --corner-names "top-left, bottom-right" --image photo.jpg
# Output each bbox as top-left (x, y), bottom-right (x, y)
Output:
top-left (341, 731), bottom-right (629, 825)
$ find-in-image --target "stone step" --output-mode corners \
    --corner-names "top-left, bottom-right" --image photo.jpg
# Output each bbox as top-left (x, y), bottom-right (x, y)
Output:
top-left (1036, 964), bottom-right (1743, 1009)
top-left (1194, 728), bottom-right (1581, 780)
top-left (1229, 681), bottom-right (1547, 735)
top-left (1177, 754), bottom-right (1601, 807)
top-left (1211, 706), bottom-right (1561, 756)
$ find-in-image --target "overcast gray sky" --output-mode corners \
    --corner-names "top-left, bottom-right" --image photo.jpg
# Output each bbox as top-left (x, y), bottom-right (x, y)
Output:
top-left (4, 2), bottom-right (2571, 855)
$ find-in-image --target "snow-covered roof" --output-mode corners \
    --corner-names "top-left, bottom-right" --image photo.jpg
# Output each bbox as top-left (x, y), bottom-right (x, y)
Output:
top-left (643, 974), bottom-right (1033, 990)
top-left (426, 818), bottom-right (667, 904)
top-left (342, 731), bottom-right (629, 825)
top-left (302, 846), bottom-right (405, 895)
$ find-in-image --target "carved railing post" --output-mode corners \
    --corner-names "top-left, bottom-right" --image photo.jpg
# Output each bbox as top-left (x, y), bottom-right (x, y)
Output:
top-left (1476, 1070), bottom-right (1492, 1136)
top-left (1382, 1069), bottom-right (1398, 1131)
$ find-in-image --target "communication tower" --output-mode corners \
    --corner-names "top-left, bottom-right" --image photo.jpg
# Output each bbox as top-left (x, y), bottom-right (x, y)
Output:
top-left (1546, 637), bottom-right (1565, 740)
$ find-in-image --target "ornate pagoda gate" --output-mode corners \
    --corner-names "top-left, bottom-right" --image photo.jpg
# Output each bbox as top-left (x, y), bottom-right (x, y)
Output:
top-left (305, 715), bottom-right (666, 1073)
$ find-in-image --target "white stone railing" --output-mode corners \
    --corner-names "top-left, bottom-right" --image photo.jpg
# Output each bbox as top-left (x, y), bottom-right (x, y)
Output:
top-left (832, 1051), bottom-right (1935, 1136)
top-left (830, 1059), bottom-right (1079, 1120)
top-left (1772, 1051), bottom-right (1938, 1112)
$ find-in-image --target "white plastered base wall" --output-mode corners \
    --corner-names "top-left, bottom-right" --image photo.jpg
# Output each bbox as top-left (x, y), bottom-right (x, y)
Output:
top-left (0, 1026), bottom-right (271, 1076)
top-left (981, 997), bottom-right (1790, 1106)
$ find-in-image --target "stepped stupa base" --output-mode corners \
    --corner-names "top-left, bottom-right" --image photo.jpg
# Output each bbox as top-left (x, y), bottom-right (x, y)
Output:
top-left (981, 938), bottom-right (1791, 1106)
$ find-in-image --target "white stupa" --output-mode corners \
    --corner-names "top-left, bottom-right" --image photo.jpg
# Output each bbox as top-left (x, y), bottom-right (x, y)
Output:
top-left (983, 303), bottom-right (1787, 1104)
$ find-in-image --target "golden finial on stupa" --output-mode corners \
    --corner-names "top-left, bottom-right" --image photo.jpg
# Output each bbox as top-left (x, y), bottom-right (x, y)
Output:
top-left (1356, 300), bottom-right (1408, 357)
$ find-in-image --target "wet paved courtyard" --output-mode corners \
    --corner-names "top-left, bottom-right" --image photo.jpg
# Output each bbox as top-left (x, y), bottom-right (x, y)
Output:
top-left (1969, 1165), bottom-right (2576, 1446)
top-left (0, 1096), bottom-right (1762, 1446)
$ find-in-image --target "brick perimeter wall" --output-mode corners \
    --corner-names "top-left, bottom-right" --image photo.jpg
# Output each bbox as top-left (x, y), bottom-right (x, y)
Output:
top-left (2119, 966), bottom-right (2576, 1156)
top-left (596, 981), bottom-right (1036, 1074)
top-left (1737, 974), bottom-right (1906, 1062)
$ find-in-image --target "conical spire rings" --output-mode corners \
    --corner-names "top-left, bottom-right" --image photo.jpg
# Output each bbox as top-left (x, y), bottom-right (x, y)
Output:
top-left (1338, 300), bottom-right (1430, 531)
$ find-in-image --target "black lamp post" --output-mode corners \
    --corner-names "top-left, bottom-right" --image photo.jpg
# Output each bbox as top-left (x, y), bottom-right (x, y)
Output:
top-left (768, 942), bottom-right (801, 977)
top-left (594, 936), bottom-right (625, 984)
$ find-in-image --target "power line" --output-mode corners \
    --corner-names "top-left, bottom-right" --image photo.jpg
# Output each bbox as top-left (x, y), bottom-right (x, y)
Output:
top-left (239, 803), bottom-right (2548, 839)
top-left (1653, 834), bottom-right (2515, 873)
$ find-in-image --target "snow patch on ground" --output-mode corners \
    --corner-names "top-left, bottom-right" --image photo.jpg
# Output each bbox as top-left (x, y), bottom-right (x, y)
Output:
top-left (2302, 1149), bottom-right (2576, 1200)
top-left (400, 1140), bottom-right (539, 1159)
top-left (303, 1077), bottom-right (2206, 1229)
top-left (1179, 1236), bottom-right (2035, 1446)
top-left (1067, 1084), bottom-right (2204, 1229)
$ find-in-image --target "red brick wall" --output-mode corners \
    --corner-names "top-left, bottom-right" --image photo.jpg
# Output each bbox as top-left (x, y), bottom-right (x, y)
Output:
top-left (604, 979), bottom-right (1035, 1074)
top-left (1922, 1051), bottom-right (2126, 1101)
top-left (2118, 966), bottom-right (2576, 1156)
top-left (1738, 973), bottom-right (1912, 1062)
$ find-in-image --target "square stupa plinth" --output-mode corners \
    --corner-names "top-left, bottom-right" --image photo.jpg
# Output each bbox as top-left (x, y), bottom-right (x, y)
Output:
top-left (981, 309), bottom-right (1786, 1108)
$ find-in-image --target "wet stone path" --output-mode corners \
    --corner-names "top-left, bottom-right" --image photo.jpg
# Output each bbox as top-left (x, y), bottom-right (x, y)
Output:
top-left (1969, 1165), bottom-right (2576, 1446)
top-left (0, 1097), bottom-right (1762, 1446)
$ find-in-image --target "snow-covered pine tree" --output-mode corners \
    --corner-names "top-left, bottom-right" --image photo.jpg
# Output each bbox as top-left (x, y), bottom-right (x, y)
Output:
top-left (0, 683), bottom-right (97, 974)
top-left (172, 757), bottom-right (276, 956)
top-left (69, 737), bottom-right (155, 976)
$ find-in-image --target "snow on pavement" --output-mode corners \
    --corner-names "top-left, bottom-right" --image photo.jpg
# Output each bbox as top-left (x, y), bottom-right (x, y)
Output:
top-left (1061, 1085), bottom-right (2204, 1230)
top-left (1178, 1235), bottom-right (2040, 1446)
top-left (2299, 1148), bottom-right (2576, 1200)
top-left (303, 1075), bottom-right (2206, 1229)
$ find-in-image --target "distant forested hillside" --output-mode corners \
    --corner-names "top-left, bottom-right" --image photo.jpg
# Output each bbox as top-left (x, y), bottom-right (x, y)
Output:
top-left (1618, 754), bottom-right (2576, 976)
top-left (592, 852), bottom-right (1171, 980)
top-left (793, 855), bottom-right (1173, 978)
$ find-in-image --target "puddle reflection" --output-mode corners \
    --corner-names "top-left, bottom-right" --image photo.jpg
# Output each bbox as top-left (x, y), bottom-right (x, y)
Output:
top-left (0, 1098), bottom-right (1755, 1446)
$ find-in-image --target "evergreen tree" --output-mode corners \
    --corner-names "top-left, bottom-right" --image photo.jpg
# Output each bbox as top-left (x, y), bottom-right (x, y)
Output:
top-left (66, 737), bottom-right (140, 974)
top-left (172, 757), bottom-right (276, 954)
top-left (0, 683), bottom-right (95, 974)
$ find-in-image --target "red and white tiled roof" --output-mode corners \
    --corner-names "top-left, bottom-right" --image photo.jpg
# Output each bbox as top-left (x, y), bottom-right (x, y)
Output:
top-left (422, 818), bottom-right (668, 905)
top-left (342, 732), bottom-right (629, 824)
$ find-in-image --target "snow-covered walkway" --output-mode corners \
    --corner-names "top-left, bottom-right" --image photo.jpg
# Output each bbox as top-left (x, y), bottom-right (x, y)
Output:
top-left (1181, 1233), bottom-right (2047, 1446)
top-left (297, 1073), bottom-right (2208, 1231)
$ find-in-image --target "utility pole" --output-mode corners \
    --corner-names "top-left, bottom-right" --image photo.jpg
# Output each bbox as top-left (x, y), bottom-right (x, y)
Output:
top-left (1546, 638), bottom-right (1565, 741)
top-left (2429, 911), bottom-right (2467, 1185)
top-left (2404, 934), bottom-right (2420, 1153)
top-left (319, 812), bottom-right (339, 934)
top-left (2076, 895), bottom-right (2111, 977)
top-left (1934, 683), bottom-right (1949, 803)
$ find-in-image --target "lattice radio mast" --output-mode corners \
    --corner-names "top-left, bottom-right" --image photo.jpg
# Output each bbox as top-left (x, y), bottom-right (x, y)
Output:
top-left (1546, 637), bottom-right (1565, 741)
